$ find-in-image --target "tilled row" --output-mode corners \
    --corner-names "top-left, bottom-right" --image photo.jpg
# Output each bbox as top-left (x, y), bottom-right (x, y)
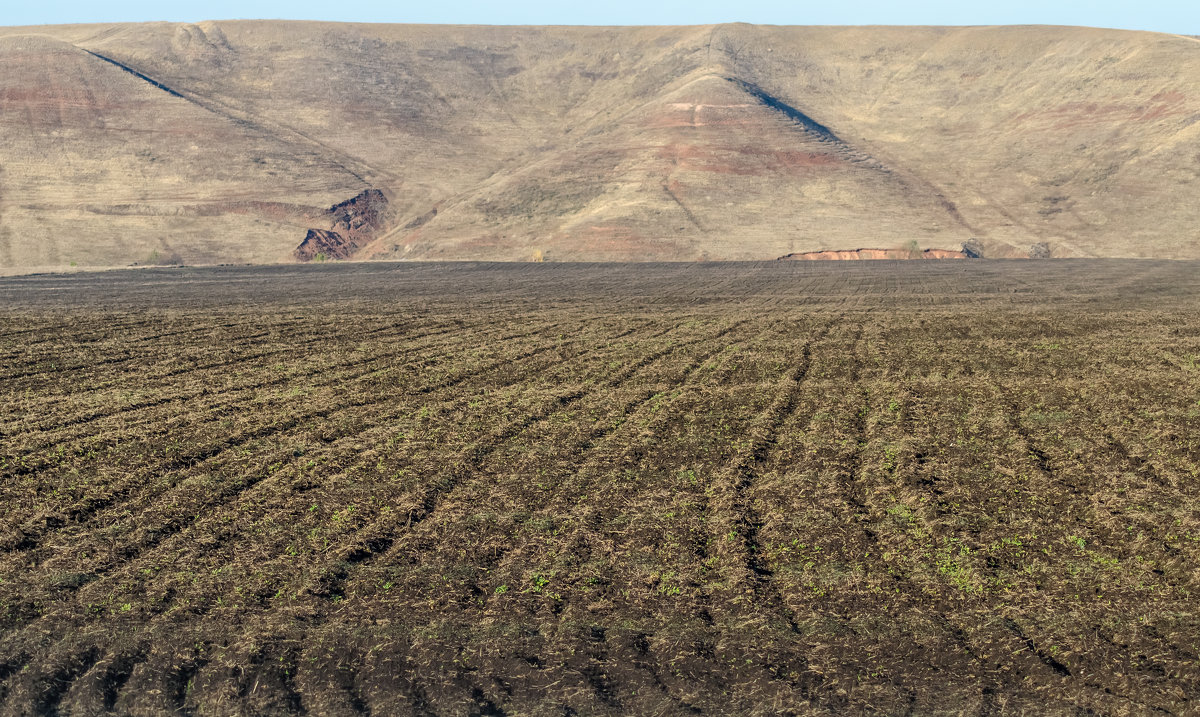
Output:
top-left (0, 302), bottom-right (1198, 715)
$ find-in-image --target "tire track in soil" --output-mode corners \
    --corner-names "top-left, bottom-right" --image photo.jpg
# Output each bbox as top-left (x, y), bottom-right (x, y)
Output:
top-left (358, 644), bottom-right (438, 717)
top-left (103, 644), bottom-right (206, 716)
top-left (996, 384), bottom-right (1097, 531)
top-left (0, 653), bottom-right (29, 706)
top-left (171, 662), bottom-right (206, 716)
top-left (2, 332), bottom-right (392, 441)
top-left (628, 632), bottom-right (703, 715)
top-left (0, 328), bottom-right (327, 420)
top-left (0, 315), bottom-right (616, 554)
top-left (0, 642), bottom-right (101, 717)
top-left (0, 321), bottom-right (671, 638)
top-left (236, 639), bottom-right (305, 714)
top-left (0, 315), bottom-right (573, 446)
top-left (97, 321), bottom-right (728, 715)
top-left (1089, 629), bottom-right (1192, 715)
top-left (1099, 428), bottom-right (1175, 491)
top-left (837, 321), bottom-right (874, 532)
top-left (0, 320), bottom-right (665, 603)
top-left (877, 373), bottom-right (1110, 707)
top-left (721, 316), bottom-right (838, 581)
top-left (0, 321), bottom-right (286, 384)
top-left (0, 315), bottom-right (158, 352)
top-left (832, 320), bottom-right (948, 584)
top-left (0, 318), bottom-right (77, 343)
top-left (0, 312), bottom-right (440, 403)
top-left (0, 314), bottom-right (483, 425)
top-left (511, 316), bottom-right (811, 709)
top-left (836, 321), bottom-right (1018, 701)
top-left (476, 320), bottom-right (782, 713)
top-left (296, 385), bottom-right (595, 603)
top-left (738, 318), bottom-right (982, 706)
top-left (371, 320), bottom-right (775, 714)
top-left (952, 614), bottom-right (1161, 715)
top-left (983, 386), bottom-right (1186, 711)
top-left (0, 348), bottom-right (165, 384)
top-left (60, 646), bottom-right (149, 715)
top-left (877, 363), bottom-right (1157, 709)
top-left (788, 324), bottom-right (1035, 709)
top-left (694, 314), bottom-right (841, 703)
top-left (476, 316), bottom-right (783, 577)
top-left (294, 639), bottom-right (374, 716)
top-left (293, 318), bottom-right (755, 616)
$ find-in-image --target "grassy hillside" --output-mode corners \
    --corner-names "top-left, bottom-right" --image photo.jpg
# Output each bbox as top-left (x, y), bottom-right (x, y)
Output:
top-left (0, 22), bottom-right (1198, 270)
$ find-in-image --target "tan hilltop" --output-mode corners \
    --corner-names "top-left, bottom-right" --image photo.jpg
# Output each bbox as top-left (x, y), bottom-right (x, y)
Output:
top-left (0, 21), bottom-right (1198, 271)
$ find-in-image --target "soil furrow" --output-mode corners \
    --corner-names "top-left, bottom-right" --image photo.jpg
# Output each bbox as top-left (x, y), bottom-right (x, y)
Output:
top-left (291, 319), bottom-right (753, 616)
top-left (2, 263), bottom-right (1198, 713)
top-left (0, 321), bottom-right (660, 588)
top-left (0, 316), bottom-right (570, 444)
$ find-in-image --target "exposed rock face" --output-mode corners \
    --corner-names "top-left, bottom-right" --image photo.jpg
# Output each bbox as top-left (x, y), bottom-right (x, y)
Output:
top-left (962, 238), bottom-right (986, 258)
top-left (329, 189), bottom-right (390, 241)
top-left (294, 229), bottom-right (354, 261)
top-left (294, 189), bottom-right (392, 261)
top-left (919, 249), bottom-right (971, 259)
top-left (778, 248), bottom-right (970, 261)
top-left (1029, 242), bottom-right (1052, 259)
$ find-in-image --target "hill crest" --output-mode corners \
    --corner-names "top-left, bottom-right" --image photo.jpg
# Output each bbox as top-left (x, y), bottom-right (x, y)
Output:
top-left (0, 21), bottom-right (1197, 270)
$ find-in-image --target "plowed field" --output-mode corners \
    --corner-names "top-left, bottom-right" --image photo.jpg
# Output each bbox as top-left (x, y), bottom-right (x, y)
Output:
top-left (2, 261), bottom-right (1199, 715)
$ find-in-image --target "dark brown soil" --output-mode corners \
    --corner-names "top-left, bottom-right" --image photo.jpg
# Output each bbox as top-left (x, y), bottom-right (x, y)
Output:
top-left (1, 261), bottom-right (1198, 715)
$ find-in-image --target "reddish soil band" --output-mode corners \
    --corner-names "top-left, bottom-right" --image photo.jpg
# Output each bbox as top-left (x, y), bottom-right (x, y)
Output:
top-left (778, 248), bottom-right (970, 260)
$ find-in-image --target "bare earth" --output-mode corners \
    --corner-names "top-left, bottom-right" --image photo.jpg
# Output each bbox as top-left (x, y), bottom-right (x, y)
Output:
top-left (1, 262), bottom-right (1199, 715)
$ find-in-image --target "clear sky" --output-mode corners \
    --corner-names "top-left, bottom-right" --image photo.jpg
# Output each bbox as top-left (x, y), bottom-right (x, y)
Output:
top-left (4, 0), bottom-right (1199, 36)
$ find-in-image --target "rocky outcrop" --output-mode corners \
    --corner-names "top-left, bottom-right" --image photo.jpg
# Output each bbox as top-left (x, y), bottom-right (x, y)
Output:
top-left (1029, 242), bottom-right (1052, 259)
top-left (294, 189), bottom-right (393, 261)
top-left (294, 229), bottom-right (357, 261)
top-left (329, 189), bottom-right (390, 240)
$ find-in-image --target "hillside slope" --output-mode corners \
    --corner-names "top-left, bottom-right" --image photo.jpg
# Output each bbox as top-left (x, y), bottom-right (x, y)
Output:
top-left (0, 22), bottom-right (1197, 269)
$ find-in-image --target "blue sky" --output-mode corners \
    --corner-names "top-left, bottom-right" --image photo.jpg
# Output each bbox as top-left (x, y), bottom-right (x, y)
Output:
top-left (5, 0), bottom-right (1199, 35)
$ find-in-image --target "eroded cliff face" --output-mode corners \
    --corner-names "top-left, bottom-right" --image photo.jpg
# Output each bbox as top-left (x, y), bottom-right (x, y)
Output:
top-left (293, 189), bottom-right (393, 261)
top-left (778, 248), bottom-right (970, 261)
top-left (294, 229), bottom-right (356, 261)
top-left (775, 242), bottom-right (1060, 260)
top-left (328, 189), bottom-right (390, 242)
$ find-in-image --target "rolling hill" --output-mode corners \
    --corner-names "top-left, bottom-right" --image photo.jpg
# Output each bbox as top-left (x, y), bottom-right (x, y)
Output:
top-left (0, 21), bottom-right (1198, 271)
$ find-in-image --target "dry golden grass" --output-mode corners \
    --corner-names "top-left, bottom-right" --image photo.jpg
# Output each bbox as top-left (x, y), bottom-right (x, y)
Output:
top-left (0, 22), bottom-right (1198, 271)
